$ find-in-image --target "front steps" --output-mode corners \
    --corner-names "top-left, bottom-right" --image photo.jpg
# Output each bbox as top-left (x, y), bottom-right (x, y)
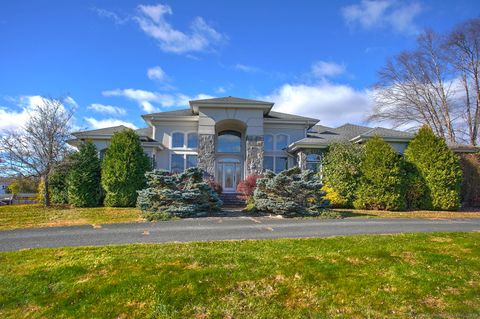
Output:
top-left (219, 193), bottom-right (246, 207)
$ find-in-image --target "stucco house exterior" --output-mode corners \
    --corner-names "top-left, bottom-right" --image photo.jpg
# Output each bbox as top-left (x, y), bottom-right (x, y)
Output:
top-left (68, 96), bottom-right (415, 193)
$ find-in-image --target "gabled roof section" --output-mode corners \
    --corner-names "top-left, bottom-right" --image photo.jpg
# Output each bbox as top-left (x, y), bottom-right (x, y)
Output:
top-left (331, 123), bottom-right (373, 140)
top-left (72, 125), bottom-right (131, 137)
top-left (189, 96), bottom-right (274, 115)
top-left (359, 127), bottom-right (414, 139)
top-left (267, 111), bottom-right (319, 123)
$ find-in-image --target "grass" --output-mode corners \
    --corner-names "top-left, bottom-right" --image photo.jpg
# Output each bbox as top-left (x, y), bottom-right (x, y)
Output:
top-left (333, 208), bottom-right (480, 219)
top-left (0, 204), bottom-right (141, 230)
top-left (1, 233), bottom-right (480, 318)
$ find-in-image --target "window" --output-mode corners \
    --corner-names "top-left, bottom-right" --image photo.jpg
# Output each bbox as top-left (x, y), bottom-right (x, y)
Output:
top-left (264, 156), bottom-right (274, 171)
top-left (264, 134), bottom-right (274, 151)
top-left (186, 155), bottom-right (197, 168)
top-left (187, 133), bottom-right (198, 149)
top-left (172, 132), bottom-right (184, 148)
top-left (306, 154), bottom-right (322, 172)
top-left (171, 154), bottom-right (185, 173)
top-left (276, 134), bottom-right (288, 150)
top-left (275, 156), bottom-right (288, 173)
top-left (218, 130), bottom-right (241, 153)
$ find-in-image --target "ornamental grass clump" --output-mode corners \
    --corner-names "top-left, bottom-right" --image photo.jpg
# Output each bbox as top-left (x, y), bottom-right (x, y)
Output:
top-left (137, 167), bottom-right (222, 220)
top-left (253, 167), bottom-right (333, 217)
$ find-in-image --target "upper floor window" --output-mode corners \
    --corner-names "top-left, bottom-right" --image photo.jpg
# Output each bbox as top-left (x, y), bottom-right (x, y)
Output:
top-left (218, 130), bottom-right (241, 153)
top-left (172, 132), bottom-right (184, 148)
top-left (306, 154), bottom-right (322, 172)
top-left (264, 134), bottom-right (274, 151)
top-left (187, 133), bottom-right (198, 149)
top-left (276, 134), bottom-right (288, 150)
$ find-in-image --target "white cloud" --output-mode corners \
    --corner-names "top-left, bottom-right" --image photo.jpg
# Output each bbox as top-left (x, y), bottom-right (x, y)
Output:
top-left (234, 63), bottom-right (260, 73)
top-left (1, 95), bottom-right (76, 132)
top-left (215, 86), bottom-right (226, 94)
top-left (147, 66), bottom-right (167, 81)
top-left (262, 82), bottom-right (373, 127)
top-left (92, 7), bottom-right (130, 25)
top-left (341, 0), bottom-right (423, 34)
top-left (87, 103), bottom-right (126, 115)
top-left (311, 61), bottom-right (346, 79)
top-left (134, 3), bottom-right (227, 54)
top-left (102, 88), bottom-right (214, 113)
top-left (84, 117), bottom-right (137, 130)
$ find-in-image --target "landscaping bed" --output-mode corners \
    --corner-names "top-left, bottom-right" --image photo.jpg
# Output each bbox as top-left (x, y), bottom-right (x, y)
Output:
top-left (0, 233), bottom-right (479, 318)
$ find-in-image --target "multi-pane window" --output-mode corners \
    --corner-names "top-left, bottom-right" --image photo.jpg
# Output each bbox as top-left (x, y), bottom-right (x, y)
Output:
top-left (218, 130), bottom-right (241, 153)
top-left (264, 134), bottom-right (274, 151)
top-left (306, 154), bottom-right (322, 172)
top-left (274, 156), bottom-right (288, 173)
top-left (171, 154), bottom-right (185, 173)
top-left (263, 156), bottom-right (274, 171)
top-left (171, 154), bottom-right (198, 173)
top-left (172, 132), bottom-right (184, 148)
top-left (275, 134), bottom-right (288, 150)
top-left (187, 133), bottom-right (198, 149)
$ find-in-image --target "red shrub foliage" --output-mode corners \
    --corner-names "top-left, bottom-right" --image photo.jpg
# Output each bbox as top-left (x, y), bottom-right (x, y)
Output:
top-left (237, 175), bottom-right (262, 197)
top-left (205, 178), bottom-right (223, 194)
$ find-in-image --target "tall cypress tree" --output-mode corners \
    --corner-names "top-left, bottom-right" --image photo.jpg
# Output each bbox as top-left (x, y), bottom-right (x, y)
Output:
top-left (354, 137), bottom-right (406, 211)
top-left (101, 129), bottom-right (151, 207)
top-left (67, 141), bottom-right (102, 207)
top-left (404, 126), bottom-right (462, 211)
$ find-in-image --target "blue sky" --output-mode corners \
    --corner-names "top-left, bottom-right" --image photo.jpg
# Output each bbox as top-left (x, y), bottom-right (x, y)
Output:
top-left (1, 0), bottom-right (479, 131)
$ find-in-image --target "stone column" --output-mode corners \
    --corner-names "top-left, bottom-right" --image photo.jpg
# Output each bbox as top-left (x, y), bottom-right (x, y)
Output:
top-left (297, 150), bottom-right (307, 170)
top-left (246, 135), bottom-right (264, 176)
top-left (198, 134), bottom-right (215, 177)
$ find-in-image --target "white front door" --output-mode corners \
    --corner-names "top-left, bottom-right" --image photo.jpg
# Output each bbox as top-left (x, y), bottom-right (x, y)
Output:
top-left (219, 161), bottom-right (240, 193)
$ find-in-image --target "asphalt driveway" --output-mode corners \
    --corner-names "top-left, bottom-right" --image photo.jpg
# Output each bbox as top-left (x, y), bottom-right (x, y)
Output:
top-left (1, 217), bottom-right (480, 252)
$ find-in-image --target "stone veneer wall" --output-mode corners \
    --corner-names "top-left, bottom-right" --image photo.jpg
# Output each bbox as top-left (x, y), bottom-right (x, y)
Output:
top-left (297, 151), bottom-right (307, 170)
top-left (198, 134), bottom-right (215, 177)
top-left (246, 135), bottom-right (264, 176)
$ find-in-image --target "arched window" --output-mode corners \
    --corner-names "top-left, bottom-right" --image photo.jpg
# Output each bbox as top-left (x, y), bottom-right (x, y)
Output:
top-left (275, 134), bottom-right (288, 150)
top-left (217, 130), bottom-right (241, 153)
top-left (264, 134), bottom-right (274, 151)
top-left (187, 132), bottom-right (198, 148)
top-left (172, 132), bottom-right (184, 148)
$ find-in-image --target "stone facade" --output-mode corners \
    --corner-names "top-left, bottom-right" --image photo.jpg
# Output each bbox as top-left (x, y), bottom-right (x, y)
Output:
top-left (246, 135), bottom-right (264, 176)
top-left (198, 134), bottom-right (215, 177)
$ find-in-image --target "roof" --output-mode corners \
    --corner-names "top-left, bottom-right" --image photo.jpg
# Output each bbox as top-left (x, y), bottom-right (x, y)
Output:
top-left (359, 127), bottom-right (414, 139)
top-left (72, 125), bottom-right (131, 137)
top-left (447, 143), bottom-right (480, 153)
top-left (143, 109), bottom-right (194, 118)
top-left (267, 111), bottom-right (319, 123)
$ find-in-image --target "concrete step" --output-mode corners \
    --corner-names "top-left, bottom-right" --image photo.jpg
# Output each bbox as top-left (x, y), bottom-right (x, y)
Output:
top-left (219, 193), bottom-right (246, 207)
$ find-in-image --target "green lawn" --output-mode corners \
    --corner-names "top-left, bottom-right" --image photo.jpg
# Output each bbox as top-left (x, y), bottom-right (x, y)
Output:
top-left (1, 233), bottom-right (479, 318)
top-left (0, 204), bottom-right (141, 230)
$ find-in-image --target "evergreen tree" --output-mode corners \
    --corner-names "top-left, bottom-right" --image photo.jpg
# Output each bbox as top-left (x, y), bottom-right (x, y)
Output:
top-left (404, 126), bottom-right (462, 210)
top-left (354, 137), bottom-right (406, 211)
top-left (101, 129), bottom-right (151, 207)
top-left (66, 141), bottom-right (102, 207)
top-left (322, 143), bottom-right (364, 207)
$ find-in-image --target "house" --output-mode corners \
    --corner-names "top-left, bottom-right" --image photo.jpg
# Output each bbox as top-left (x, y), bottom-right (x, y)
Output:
top-left (68, 96), bottom-right (414, 193)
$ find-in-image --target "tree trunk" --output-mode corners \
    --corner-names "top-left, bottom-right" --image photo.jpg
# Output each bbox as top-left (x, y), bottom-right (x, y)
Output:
top-left (44, 174), bottom-right (50, 207)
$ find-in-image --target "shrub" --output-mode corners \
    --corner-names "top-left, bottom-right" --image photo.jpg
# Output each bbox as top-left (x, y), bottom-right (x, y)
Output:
top-left (102, 129), bottom-right (152, 207)
top-left (237, 175), bottom-right (261, 197)
top-left (404, 126), bottom-right (462, 211)
top-left (48, 169), bottom-right (70, 204)
top-left (66, 141), bottom-right (102, 207)
top-left (321, 183), bottom-right (349, 208)
top-left (322, 143), bottom-right (364, 207)
top-left (137, 167), bottom-right (222, 220)
top-left (253, 168), bottom-right (332, 217)
top-left (205, 177), bottom-right (223, 194)
top-left (6, 176), bottom-right (38, 194)
top-left (36, 178), bottom-right (48, 205)
top-left (459, 153), bottom-right (480, 207)
top-left (354, 137), bottom-right (406, 211)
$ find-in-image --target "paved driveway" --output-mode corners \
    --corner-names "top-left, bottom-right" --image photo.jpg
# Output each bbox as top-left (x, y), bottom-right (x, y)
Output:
top-left (1, 217), bottom-right (480, 252)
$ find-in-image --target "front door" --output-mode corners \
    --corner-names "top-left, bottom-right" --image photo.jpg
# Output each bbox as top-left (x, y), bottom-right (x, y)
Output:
top-left (218, 160), bottom-right (240, 193)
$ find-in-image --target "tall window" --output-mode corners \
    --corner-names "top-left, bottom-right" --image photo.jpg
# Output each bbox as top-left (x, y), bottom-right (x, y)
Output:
top-left (172, 132), bottom-right (184, 148)
top-left (276, 134), bottom-right (288, 150)
top-left (264, 134), bottom-right (274, 151)
top-left (275, 156), bottom-right (288, 173)
top-left (186, 155), bottom-right (197, 168)
top-left (217, 130), bottom-right (241, 153)
top-left (187, 133), bottom-right (198, 149)
top-left (264, 156), bottom-right (274, 171)
top-left (171, 154), bottom-right (185, 173)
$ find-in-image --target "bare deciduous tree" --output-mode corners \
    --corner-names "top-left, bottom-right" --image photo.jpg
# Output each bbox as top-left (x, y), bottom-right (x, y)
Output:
top-left (371, 19), bottom-right (480, 146)
top-left (0, 97), bottom-right (74, 206)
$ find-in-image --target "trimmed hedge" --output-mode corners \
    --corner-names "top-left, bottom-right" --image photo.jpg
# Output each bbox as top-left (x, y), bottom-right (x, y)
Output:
top-left (322, 143), bottom-right (364, 208)
top-left (354, 137), bottom-right (406, 211)
top-left (459, 153), bottom-right (480, 207)
top-left (137, 168), bottom-right (222, 220)
top-left (66, 141), bottom-right (102, 207)
top-left (101, 129), bottom-right (151, 207)
top-left (404, 126), bottom-right (462, 211)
